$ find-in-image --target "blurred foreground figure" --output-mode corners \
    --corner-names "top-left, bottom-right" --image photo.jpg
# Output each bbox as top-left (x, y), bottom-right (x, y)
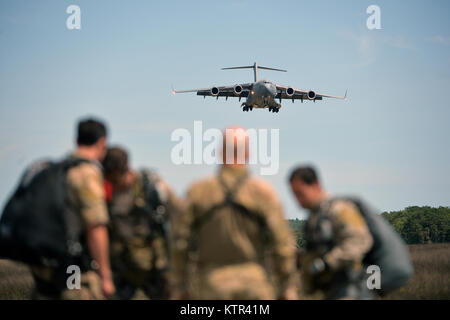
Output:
top-left (289, 166), bottom-right (413, 299)
top-left (103, 147), bottom-right (182, 299)
top-left (289, 166), bottom-right (374, 299)
top-left (172, 126), bottom-right (297, 300)
top-left (32, 118), bottom-right (114, 299)
top-left (0, 118), bottom-right (115, 299)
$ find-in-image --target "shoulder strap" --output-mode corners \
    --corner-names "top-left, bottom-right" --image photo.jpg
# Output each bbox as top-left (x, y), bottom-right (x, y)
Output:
top-left (217, 171), bottom-right (248, 202)
top-left (140, 170), bottom-right (164, 212)
top-left (62, 157), bottom-right (99, 267)
top-left (61, 157), bottom-right (95, 174)
top-left (187, 174), bottom-right (273, 272)
top-left (190, 173), bottom-right (271, 247)
top-left (191, 172), bottom-right (248, 231)
top-left (139, 170), bottom-right (169, 241)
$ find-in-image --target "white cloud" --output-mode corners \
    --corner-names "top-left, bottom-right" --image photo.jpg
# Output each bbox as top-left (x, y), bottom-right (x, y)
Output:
top-left (385, 35), bottom-right (415, 50)
top-left (0, 144), bottom-right (21, 164)
top-left (338, 30), bottom-right (415, 66)
top-left (428, 35), bottom-right (450, 46)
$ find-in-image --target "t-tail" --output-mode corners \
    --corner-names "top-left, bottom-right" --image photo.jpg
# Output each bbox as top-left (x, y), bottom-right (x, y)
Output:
top-left (221, 62), bottom-right (287, 82)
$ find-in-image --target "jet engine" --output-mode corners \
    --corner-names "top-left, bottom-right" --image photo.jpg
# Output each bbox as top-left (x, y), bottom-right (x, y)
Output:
top-left (234, 85), bottom-right (243, 95)
top-left (211, 87), bottom-right (219, 96)
top-left (286, 87), bottom-right (295, 97)
top-left (307, 90), bottom-right (316, 100)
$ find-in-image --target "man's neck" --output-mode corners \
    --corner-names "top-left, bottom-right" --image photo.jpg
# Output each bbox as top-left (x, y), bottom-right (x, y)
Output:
top-left (223, 163), bottom-right (246, 169)
top-left (75, 146), bottom-right (98, 161)
top-left (310, 191), bottom-right (329, 212)
top-left (220, 164), bottom-right (248, 178)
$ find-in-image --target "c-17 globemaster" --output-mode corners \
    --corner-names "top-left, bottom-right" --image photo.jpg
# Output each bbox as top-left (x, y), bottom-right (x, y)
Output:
top-left (172, 62), bottom-right (347, 113)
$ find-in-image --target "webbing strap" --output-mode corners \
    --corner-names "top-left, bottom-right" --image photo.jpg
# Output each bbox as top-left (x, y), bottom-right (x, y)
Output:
top-left (189, 172), bottom-right (271, 255)
top-left (139, 170), bottom-right (168, 240)
top-left (191, 172), bottom-right (248, 231)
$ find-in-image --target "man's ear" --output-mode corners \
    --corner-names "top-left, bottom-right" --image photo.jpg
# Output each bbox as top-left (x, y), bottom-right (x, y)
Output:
top-left (95, 137), bottom-right (107, 151)
top-left (96, 137), bottom-right (108, 161)
top-left (99, 136), bottom-right (107, 146)
top-left (313, 181), bottom-right (322, 191)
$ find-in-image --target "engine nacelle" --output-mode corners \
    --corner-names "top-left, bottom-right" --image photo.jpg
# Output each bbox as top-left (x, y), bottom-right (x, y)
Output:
top-left (234, 85), bottom-right (243, 95)
top-left (286, 87), bottom-right (295, 97)
top-left (307, 90), bottom-right (316, 100)
top-left (211, 87), bottom-right (219, 96)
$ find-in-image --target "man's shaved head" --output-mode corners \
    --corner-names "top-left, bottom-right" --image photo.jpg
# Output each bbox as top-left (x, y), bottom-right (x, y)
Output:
top-left (222, 126), bottom-right (249, 166)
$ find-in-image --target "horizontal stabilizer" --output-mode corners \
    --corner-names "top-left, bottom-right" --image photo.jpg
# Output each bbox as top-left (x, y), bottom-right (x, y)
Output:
top-left (258, 66), bottom-right (287, 72)
top-left (221, 65), bottom-right (286, 72)
top-left (221, 62), bottom-right (286, 82)
top-left (221, 66), bottom-right (254, 70)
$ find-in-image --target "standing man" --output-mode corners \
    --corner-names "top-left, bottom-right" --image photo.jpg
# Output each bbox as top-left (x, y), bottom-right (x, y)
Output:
top-left (172, 126), bottom-right (297, 300)
top-left (102, 146), bottom-right (182, 300)
top-left (31, 118), bottom-right (115, 299)
top-left (288, 165), bottom-right (373, 299)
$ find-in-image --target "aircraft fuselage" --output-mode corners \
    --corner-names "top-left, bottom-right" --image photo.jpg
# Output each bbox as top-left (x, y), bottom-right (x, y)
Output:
top-left (245, 79), bottom-right (279, 109)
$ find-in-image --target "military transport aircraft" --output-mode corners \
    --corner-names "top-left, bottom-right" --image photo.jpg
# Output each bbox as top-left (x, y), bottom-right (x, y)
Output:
top-left (172, 62), bottom-right (347, 113)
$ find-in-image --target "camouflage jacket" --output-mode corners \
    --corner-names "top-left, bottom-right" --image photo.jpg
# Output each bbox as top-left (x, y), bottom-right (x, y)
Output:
top-left (107, 169), bottom-right (182, 298)
top-left (301, 196), bottom-right (373, 297)
top-left (171, 165), bottom-right (297, 299)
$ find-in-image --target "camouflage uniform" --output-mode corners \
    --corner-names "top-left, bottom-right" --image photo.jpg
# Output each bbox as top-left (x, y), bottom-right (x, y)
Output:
top-left (31, 152), bottom-right (109, 300)
top-left (301, 197), bottom-right (374, 299)
top-left (108, 170), bottom-right (181, 300)
top-left (172, 166), bottom-right (297, 300)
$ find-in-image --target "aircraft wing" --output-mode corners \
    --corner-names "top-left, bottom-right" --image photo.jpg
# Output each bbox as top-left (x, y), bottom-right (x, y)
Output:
top-left (276, 85), bottom-right (347, 101)
top-left (173, 83), bottom-right (253, 98)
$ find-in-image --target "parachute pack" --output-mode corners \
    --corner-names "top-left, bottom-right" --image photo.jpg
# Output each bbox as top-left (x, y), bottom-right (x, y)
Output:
top-left (0, 158), bottom-right (89, 269)
top-left (332, 197), bottom-right (414, 296)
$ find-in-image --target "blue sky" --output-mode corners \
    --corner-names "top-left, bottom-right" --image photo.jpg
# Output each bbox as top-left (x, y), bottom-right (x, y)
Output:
top-left (0, 0), bottom-right (449, 219)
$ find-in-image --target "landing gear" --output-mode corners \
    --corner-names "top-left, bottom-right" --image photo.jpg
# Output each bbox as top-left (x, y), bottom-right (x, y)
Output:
top-left (268, 106), bottom-right (280, 113)
top-left (242, 103), bottom-right (253, 112)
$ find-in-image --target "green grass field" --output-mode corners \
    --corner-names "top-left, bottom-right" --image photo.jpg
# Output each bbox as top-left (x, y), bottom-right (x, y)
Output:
top-left (382, 243), bottom-right (450, 300)
top-left (1, 243), bottom-right (449, 299)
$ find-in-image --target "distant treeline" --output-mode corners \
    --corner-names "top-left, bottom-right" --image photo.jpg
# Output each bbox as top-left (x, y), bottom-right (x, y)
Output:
top-left (288, 206), bottom-right (450, 247)
top-left (381, 206), bottom-right (450, 244)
